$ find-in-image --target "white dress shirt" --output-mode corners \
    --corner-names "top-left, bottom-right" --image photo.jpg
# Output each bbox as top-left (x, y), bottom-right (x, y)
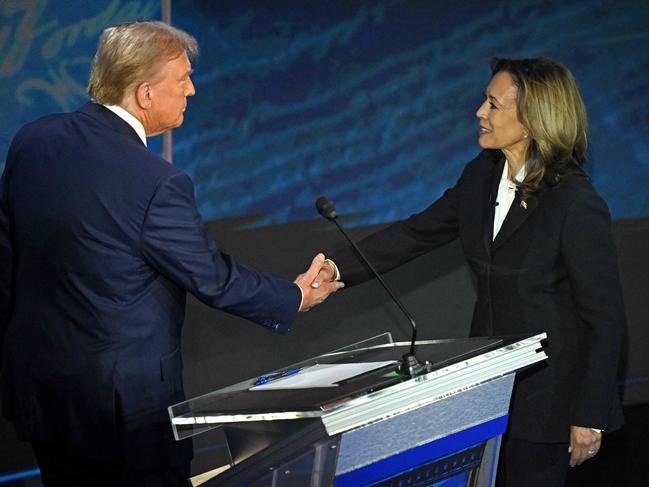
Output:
top-left (493, 161), bottom-right (526, 240)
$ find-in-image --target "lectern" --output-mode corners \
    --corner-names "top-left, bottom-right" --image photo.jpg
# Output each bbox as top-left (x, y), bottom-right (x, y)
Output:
top-left (169, 333), bottom-right (546, 486)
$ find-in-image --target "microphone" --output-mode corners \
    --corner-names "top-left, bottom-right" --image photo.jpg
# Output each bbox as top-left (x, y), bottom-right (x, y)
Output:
top-left (315, 196), bottom-right (431, 377)
top-left (315, 197), bottom-right (337, 220)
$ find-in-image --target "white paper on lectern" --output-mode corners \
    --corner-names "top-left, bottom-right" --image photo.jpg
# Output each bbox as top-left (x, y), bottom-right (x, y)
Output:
top-left (249, 361), bottom-right (398, 390)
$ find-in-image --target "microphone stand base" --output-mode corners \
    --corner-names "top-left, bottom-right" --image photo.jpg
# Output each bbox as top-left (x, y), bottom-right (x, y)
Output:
top-left (400, 353), bottom-right (433, 378)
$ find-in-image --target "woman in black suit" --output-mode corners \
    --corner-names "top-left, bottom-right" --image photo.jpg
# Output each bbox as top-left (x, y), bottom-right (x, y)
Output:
top-left (316, 58), bottom-right (625, 486)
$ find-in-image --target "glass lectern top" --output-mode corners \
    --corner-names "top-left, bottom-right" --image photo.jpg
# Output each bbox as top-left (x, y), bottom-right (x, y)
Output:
top-left (168, 333), bottom-right (523, 440)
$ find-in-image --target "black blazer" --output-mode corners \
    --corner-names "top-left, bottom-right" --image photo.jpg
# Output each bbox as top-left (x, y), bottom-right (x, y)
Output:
top-left (332, 149), bottom-right (625, 443)
top-left (0, 102), bottom-right (301, 467)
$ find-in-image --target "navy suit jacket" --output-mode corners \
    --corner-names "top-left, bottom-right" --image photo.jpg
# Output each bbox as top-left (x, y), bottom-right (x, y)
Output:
top-left (0, 102), bottom-right (301, 466)
top-left (331, 149), bottom-right (625, 443)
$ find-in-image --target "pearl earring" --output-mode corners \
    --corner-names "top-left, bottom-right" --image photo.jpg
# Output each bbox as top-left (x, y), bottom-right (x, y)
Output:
top-left (523, 133), bottom-right (528, 139)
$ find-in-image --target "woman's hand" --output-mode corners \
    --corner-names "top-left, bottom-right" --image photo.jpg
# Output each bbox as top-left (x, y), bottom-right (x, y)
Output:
top-left (569, 425), bottom-right (602, 467)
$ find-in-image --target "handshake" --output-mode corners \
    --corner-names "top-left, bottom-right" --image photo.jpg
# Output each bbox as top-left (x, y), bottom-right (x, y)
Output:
top-left (294, 253), bottom-right (344, 312)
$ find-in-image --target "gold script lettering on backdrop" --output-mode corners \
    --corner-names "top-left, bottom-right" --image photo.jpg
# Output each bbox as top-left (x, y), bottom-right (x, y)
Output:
top-left (1, 0), bottom-right (157, 110)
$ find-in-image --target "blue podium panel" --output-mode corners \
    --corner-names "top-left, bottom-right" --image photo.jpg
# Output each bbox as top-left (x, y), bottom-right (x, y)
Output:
top-left (334, 374), bottom-right (514, 483)
top-left (335, 417), bottom-right (507, 486)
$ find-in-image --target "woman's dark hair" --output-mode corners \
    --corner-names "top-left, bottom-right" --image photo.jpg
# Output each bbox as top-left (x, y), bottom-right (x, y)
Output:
top-left (490, 57), bottom-right (588, 200)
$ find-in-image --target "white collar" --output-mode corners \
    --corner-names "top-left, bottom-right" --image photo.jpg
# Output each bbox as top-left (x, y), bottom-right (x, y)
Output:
top-left (502, 159), bottom-right (526, 183)
top-left (103, 104), bottom-right (147, 147)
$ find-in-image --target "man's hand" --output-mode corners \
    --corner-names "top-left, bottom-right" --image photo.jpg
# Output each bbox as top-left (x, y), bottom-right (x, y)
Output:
top-left (569, 425), bottom-right (602, 467)
top-left (310, 259), bottom-right (337, 289)
top-left (295, 254), bottom-right (344, 311)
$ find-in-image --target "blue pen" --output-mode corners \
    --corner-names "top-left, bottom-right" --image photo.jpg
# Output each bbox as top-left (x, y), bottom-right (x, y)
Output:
top-left (254, 367), bottom-right (301, 386)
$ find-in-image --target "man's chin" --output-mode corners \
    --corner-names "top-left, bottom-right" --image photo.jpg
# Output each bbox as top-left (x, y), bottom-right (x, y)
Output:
top-left (150, 116), bottom-right (185, 136)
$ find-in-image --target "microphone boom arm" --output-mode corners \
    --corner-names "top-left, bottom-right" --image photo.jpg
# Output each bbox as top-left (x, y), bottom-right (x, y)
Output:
top-left (329, 217), bottom-right (418, 357)
top-left (316, 196), bottom-right (431, 377)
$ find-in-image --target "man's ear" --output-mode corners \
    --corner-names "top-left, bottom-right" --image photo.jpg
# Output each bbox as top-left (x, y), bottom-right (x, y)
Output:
top-left (134, 82), bottom-right (152, 109)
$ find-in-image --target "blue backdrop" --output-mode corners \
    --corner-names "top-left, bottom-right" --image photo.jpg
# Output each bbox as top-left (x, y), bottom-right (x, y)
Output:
top-left (2, 0), bottom-right (648, 227)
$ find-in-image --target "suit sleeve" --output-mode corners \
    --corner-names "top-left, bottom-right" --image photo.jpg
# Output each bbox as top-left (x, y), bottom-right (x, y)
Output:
top-left (560, 185), bottom-right (625, 429)
top-left (0, 146), bottom-right (17, 364)
top-left (331, 171), bottom-right (464, 286)
top-left (140, 172), bottom-right (301, 333)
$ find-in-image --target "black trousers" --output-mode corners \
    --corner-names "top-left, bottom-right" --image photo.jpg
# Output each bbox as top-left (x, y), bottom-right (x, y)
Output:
top-left (32, 442), bottom-right (191, 487)
top-left (496, 437), bottom-right (571, 487)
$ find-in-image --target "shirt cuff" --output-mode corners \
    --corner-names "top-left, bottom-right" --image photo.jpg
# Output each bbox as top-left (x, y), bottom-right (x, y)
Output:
top-left (295, 283), bottom-right (304, 311)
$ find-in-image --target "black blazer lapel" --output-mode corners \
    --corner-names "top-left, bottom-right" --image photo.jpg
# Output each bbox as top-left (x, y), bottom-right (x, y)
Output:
top-left (492, 192), bottom-right (539, 250)
top-left (482, 156), bottom-right (505, 254)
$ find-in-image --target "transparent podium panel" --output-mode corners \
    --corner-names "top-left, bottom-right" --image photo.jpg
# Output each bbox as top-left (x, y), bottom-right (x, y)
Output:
top-left (170, 333), bottom-right (547, 486)
top-left (169, 333), bottom-right (546, 441)
top-left (170, 333), bottom-right (394, 440)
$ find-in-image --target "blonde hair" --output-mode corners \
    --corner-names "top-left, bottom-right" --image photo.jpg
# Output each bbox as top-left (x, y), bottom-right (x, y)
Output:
top-left (88, 21), bottom-right (198, 105)
top-left (491, 58), bottom-right (589, 199)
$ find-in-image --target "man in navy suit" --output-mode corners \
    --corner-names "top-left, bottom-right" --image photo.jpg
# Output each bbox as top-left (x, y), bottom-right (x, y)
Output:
top-left (0, 21), bottom-right (342, 486)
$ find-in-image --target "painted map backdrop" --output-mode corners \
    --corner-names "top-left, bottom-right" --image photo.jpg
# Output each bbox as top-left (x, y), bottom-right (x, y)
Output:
top-left (2, 0), bottom-right (648, 227)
